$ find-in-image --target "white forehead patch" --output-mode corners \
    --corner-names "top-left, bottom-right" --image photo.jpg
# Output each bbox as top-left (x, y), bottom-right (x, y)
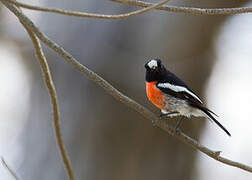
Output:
top-left (147, 59), bottom-right (158, 68)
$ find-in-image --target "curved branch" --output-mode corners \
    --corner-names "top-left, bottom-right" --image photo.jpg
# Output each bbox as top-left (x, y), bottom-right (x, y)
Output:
top-left (18, 10), bottom-right (74, 180)
top-left (4, 0), bottom-right (170, 19)
top-left (1, 157), bottom-right (19, 180)
top-left (112, 0), bottom-right (252, 15)
top-left (2, 0), bottom-right (252, 174)
top-left (25, 29), bottom-right (74, 180)
top-left (7, 0), bottom-right (252, 16)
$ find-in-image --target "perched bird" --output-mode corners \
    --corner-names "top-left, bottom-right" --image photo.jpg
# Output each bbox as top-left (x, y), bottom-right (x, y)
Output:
top-left (144, 58), bottom-right (231, 136)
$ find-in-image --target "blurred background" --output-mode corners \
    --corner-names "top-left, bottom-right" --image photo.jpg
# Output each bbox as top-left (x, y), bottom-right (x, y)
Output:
top-left (0, 0), bottom-right (252, 179)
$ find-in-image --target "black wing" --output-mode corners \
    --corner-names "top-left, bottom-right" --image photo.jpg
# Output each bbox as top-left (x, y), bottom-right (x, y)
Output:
top-left (157, 69), bottom-right (203, 105)
top-left (157, 68), bottom-right (231, 136)
top-left (161, 69), bottom-right (188, 87)
top-left (157, 82), bottom-right (231, 136)
top-left (157, 84), bottom-right (203, 105)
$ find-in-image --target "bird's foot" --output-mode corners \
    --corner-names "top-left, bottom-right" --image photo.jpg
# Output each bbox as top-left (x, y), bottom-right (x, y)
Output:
top-left (170, 117), bottom-right (184, 136)
top-left (169, 127), bottom-right (181, 136)
top-left (152, 118), bottom-right (164, 128)
top-left (152, 120), bottom-right (157, 128)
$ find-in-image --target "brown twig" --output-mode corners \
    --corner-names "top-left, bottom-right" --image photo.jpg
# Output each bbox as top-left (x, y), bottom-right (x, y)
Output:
top-left (1, 157), bottom-right (19, 180)
top-left (4, 0), bottom-right (171, 19)
top-left (22, 16), bottom-right (74, 180)
top-left (111, 0), bottom-right (252, 15)
top-left (1, 0), bottom-right (252, 174)
top-left (5, 0), bottom-right (252, 16)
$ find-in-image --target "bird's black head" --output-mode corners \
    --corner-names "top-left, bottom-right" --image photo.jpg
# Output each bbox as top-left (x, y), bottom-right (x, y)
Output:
top-left (145, 59), bottom-right (166, 82)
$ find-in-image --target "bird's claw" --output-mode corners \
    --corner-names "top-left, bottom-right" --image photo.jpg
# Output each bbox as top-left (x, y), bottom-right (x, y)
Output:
top-left (152, 120), bottom-right (157, 128)
top-left (152, 119), bottom-right (164, 128)
top-left (169, 126), bottom-right (181, 136)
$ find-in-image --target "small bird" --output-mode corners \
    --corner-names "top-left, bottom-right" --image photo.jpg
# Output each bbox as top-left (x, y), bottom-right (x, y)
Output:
top-left (144, 58), bottom-right (231, 136)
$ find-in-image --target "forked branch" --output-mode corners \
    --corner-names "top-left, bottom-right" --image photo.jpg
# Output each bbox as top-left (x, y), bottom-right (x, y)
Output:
top-left (5, 0), bottom-right (252, 17)
top-left (4, 0), bottom-right (171, 19)
top-left (17, 6), bottom-right (74, 179)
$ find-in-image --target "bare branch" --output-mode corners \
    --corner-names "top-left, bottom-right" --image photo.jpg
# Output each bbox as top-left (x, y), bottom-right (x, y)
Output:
top-left (4, 0), bottom-right (170, 19)
top-left (2, 0), bottom-right (252, 174)
top-left (1, 157), bottom-right (19, 180)
top-left (8, 0), bottom-right (252, 16)
top-left (14, 6), bottom-right (74, 179)
top-left (112, 0), bottom-right (252, 15)
top-left (23, 26), bottom-right (74, 180)
top-left (24, 27), bottom-right (74, 180)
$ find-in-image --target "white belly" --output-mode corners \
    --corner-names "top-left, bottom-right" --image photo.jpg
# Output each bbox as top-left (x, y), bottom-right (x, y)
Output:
top-left (162, 94), bottom-right (206, 118)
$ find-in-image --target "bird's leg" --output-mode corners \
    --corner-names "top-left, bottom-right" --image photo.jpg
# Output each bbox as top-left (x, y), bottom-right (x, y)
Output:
top-left (175, 116), bottom-right (184, 130)
top-left (159, 111), bottom-right (179, 118)
top-left (152, 120), bottom-right (158, 128)
top-left (153, 112), bottom-right (178, 128)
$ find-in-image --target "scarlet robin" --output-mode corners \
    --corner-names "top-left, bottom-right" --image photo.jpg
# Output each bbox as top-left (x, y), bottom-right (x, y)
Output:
top-left (145, 58), bottom-right (231, 136)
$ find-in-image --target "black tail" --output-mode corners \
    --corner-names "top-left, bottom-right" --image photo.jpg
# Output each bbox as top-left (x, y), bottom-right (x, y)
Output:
top-left (195, 106), bottom-right (231, 136)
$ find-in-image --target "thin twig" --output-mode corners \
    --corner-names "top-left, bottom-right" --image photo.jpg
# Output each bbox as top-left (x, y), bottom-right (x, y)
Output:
top-left (2, 0), bottom-right (252, 174)
top-left (4, 0), bottom-right (170, 19)
top-left (112, 0), bottom-right (252, 15)
top-left (22, 17), bottom-right (74, 180)
top-left (1, 157), bottom-right (19, 180)
top-left (5, 0), bottom-right (252, 16)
